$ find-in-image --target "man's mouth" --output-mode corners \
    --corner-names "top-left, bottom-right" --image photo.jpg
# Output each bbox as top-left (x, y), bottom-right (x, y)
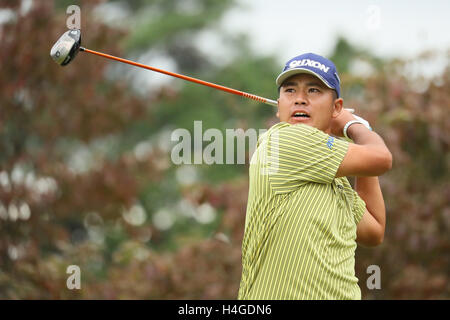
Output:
top-left (292, 112), bottom-right (310, 118)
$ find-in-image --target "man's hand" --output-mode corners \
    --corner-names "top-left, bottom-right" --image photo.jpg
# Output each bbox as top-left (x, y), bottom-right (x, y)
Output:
top-left (330, 108), bottom-right (356, 137)
top-left (335, 111), bottom-right (392, 178)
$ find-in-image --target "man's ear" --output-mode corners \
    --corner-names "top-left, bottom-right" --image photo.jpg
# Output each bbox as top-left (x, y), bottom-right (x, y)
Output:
top-left (332, 98), bottom-right (344, 118)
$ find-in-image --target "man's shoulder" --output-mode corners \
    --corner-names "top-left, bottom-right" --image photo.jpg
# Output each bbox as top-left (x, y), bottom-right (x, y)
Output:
top-left (269, 122), bottom-right (322, 135)
top-left (266, 123), bottom-right (329, 146)
top-left (267, 121), bottom-right (290, 133)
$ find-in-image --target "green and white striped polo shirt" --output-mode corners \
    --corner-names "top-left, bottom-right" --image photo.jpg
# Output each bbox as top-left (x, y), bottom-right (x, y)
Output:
top-left (238, 122), bottom-right (366, 300)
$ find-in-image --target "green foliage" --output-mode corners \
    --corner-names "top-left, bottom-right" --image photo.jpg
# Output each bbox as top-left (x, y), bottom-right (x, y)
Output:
top-left (330, 36), bottom-right (384, 74)
top-left (121, 0), bottom-right (236, 52)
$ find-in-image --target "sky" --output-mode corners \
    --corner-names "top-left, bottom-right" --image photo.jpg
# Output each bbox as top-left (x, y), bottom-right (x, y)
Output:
top-left (222, 0), bottom-right (450, 62)
top-left (2, 0), bottom-right (445, 93)
top-left (89, 0), bottom-right (450, 92)
top-left (1, 0), bottom-right (448, 62)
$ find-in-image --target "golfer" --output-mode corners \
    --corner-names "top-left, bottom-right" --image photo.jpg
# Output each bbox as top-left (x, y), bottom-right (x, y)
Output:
top-left (238, 53), bottom-right (392, 300)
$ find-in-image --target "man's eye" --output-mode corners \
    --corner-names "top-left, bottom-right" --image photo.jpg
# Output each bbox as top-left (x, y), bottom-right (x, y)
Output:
top-left (284, 88), bottom-right (294, 93)
top-left (309, 88), bottom-right (320, 93)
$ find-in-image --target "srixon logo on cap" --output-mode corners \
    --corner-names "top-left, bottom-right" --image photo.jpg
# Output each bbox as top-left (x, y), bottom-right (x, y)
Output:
top-left (288, 59), bottom-right (330, 73)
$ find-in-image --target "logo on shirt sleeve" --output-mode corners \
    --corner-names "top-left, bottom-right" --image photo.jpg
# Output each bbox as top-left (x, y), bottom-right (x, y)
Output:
top-left (327, 136), bottom-right (335, 149)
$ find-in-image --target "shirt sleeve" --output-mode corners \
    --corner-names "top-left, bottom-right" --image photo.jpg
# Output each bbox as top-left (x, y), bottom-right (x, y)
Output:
top-left (267, 123), bottom-right (349, 194)
top-left (351, 189), bottom-right (366, 224)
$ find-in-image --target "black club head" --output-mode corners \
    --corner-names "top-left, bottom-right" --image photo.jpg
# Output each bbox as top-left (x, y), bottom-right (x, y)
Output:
top-left (50, 29), bottom-right (82, 66)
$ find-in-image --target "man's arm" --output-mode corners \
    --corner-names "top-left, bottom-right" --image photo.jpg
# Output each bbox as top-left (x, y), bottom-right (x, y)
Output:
top-left (336, 123), bottom-right (392, 177)
top-left (330, 109), bottom-right (391, 246)
top-left (354, 177), bottom-right (386, 246)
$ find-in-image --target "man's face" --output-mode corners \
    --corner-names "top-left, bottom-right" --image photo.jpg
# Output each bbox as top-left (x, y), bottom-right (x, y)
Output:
top-left (277, 73), bottom-right (342, 133)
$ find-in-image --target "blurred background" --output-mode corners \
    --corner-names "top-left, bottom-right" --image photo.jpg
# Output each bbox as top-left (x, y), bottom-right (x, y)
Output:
top-left (0, 0), bottom-right (448, 299)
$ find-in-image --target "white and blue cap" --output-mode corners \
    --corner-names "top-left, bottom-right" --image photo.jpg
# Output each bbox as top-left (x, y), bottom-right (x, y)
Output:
top-left (276, 53), bottom-right (341, 97)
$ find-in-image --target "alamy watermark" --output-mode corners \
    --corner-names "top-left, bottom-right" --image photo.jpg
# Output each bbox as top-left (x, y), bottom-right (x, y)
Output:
top-left (170, 121), bottom-right (267, 165)
top-left (66, 5), bottom-right (81, 30)
top-left (365, 4), bottom-right (381, 30)
top-left (366, 264), bottom-right (381, 290)
top-left (66, 265), bottom-right (81, 290)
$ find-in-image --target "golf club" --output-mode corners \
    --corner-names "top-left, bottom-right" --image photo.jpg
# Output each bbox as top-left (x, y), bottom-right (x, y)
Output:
top-left (50, 29), bottom-right (277, 106)
top-left (50, 29), bottom-right (354, 113)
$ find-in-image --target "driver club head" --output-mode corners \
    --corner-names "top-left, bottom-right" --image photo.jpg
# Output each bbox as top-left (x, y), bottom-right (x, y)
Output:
top-left (50, 29), bottom-right (82, 66)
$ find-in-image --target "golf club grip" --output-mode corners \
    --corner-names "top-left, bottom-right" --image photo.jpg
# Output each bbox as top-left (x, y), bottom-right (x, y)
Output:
top-left (80, 47), bottom-right (277, 107)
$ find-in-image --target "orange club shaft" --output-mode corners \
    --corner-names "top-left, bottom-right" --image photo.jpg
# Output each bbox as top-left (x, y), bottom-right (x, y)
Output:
top-left (80, 47), bottom-right (278, 107)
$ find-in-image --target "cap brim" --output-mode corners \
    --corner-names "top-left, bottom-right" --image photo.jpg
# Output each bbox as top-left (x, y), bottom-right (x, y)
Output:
top-left (276, 68), bottom-right (333, 89)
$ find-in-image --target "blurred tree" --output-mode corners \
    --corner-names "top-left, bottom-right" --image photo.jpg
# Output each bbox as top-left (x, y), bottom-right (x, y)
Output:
top-left (349, 53), bottom-right (450, 299)
top-left (0, 0), bottom-right (448, 300)
top-left (0, 0), bottom-right (275, 299)
top-left (0, 0), bottom-right (160, 298)
top-left (329, 36), bottom-right (384, 74)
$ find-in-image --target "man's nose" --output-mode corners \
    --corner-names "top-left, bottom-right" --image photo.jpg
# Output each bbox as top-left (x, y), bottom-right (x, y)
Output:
top-left (294, 92), bottom-right (307, 105)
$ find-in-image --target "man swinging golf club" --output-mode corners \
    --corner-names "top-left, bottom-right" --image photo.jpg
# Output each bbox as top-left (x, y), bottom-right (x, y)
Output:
top-left (50, 30), bottom-right (391, 300)
top-left (238, 53), bottom-right (392, 300)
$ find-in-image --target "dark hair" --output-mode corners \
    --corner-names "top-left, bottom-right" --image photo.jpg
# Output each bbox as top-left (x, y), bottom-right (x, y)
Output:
top-left (332, 90), bottom-right (338, 100)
